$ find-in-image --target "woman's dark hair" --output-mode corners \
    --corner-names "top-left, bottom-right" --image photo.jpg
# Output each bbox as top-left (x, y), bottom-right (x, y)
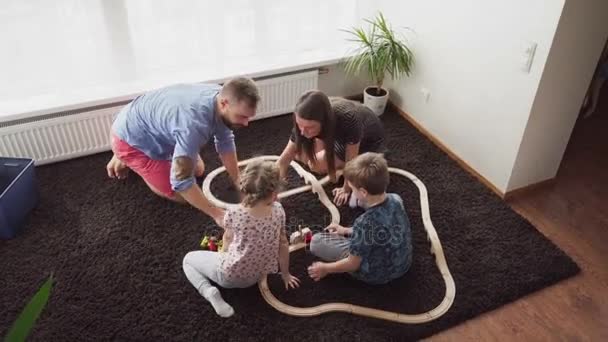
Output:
top-left (293, 90), bottom-right (336, 179)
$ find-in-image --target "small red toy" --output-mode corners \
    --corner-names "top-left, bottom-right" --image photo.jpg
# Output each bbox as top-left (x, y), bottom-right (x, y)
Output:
top-left (208, 237), bottom-right (218, 251)
top-left (200, 235), bottom-right (222, 251)
top-left (304, 231), bottom-right (313, 244)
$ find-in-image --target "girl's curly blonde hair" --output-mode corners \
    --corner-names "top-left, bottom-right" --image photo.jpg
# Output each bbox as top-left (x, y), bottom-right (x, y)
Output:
top-left (239, 160), bottom-right (285, 207)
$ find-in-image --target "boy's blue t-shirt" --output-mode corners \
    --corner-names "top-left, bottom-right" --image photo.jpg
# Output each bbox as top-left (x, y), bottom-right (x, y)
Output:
top-left (349, 193), bottom-right (413, 285)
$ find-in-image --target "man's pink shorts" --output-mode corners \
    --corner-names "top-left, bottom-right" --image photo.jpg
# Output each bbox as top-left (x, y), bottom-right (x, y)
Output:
top-left (111, 134), bottom-right (174, 198)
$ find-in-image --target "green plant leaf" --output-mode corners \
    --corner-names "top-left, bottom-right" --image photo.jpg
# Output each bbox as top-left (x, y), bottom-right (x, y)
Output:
top-left (340, 11), bottom-right (414, 89)
top-left (4, 275), bottom-right (53, 342)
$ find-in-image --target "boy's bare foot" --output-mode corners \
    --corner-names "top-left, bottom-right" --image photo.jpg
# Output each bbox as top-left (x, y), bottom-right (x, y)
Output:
top-left (106, 155), bottom-right (129, 179)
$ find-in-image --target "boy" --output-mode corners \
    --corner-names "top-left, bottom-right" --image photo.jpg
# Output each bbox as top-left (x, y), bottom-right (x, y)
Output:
top-left (307, 152), bottom-right (412, 285)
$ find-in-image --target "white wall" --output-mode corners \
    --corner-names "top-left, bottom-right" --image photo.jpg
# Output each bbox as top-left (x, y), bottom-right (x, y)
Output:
top-left (375, 0), bottom-right (565, 193)
top-left (318, 0), bottom-right (377, 98)
top-left (507, 0), bottom-right (608, 191)
top-left (318, 63), bottom-right (369, 97)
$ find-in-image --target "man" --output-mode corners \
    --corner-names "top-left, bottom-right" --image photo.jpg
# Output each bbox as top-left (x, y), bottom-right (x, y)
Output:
top-left (106, 77), bottom-right (260, 226)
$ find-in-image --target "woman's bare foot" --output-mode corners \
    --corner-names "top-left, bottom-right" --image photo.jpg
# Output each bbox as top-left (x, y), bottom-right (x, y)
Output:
top-left (106, 155), bottom-right (129, 179)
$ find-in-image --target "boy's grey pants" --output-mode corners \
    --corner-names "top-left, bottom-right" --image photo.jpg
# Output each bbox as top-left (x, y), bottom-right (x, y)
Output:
top-left (309, 232), bottom-right (351, 261)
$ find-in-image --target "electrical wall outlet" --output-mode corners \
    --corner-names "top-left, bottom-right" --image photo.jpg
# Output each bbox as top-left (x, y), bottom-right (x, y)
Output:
top-left (421, 87), bottom-right (431, 103)
top-left (521, 41), bottom-right (537, 73)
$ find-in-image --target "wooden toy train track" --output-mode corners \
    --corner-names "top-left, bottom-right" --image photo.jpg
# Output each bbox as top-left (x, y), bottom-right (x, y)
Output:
top-left (202, 155), bottom-right (455, 324)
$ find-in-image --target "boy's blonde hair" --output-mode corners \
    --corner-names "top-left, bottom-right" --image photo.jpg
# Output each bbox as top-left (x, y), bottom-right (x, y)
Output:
top-left (343, 152), bottom-right (389, 195)
top-left (239, 160), bottom-right (284, 207)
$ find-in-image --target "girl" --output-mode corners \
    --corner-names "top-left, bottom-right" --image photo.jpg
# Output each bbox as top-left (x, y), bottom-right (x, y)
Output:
top-left (182, 160), bottom-right (300, 318)
top-left (276, 90), bottom-right (387, 207)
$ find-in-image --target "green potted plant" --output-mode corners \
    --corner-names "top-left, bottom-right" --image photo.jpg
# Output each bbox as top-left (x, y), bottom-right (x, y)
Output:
top-left (342, 12), bottom-right (414, 115)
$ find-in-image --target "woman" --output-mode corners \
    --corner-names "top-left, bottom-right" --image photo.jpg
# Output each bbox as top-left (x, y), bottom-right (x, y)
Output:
top-left (277, 90), bottom-right (387, 206)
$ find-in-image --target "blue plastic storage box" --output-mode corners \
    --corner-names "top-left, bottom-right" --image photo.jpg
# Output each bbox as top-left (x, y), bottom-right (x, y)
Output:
top-left (0, 157), bottom-right (39, 239)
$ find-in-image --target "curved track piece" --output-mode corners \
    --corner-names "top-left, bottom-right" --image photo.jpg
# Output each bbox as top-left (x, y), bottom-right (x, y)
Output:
top-left (202, 156), bottom-right (455, 324)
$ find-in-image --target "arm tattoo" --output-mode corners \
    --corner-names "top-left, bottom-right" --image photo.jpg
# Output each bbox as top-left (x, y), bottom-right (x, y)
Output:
top-left (172, 156), bottom-right (194, 180)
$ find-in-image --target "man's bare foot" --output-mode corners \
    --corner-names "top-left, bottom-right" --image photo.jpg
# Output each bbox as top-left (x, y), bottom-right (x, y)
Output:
top-left (106, 155), bottom-right (129, 179)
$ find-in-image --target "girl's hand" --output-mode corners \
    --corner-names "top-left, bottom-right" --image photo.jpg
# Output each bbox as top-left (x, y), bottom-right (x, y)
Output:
top-left (308, 262), bottom-right (328, 282)
top-left (281, 273), bottom-right (301, 290)
top-left (332, 186), bottom-right (350, 206)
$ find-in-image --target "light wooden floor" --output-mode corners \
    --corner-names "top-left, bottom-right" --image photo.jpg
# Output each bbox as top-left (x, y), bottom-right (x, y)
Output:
top-left (428, 93), bottom-right (608, 340)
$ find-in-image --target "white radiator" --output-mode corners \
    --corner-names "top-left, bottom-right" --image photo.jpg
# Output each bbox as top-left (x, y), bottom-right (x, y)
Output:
top-left (0, 70), bottom-right (318, 165)
top-left (253, 70), bottom-right (318, 120)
